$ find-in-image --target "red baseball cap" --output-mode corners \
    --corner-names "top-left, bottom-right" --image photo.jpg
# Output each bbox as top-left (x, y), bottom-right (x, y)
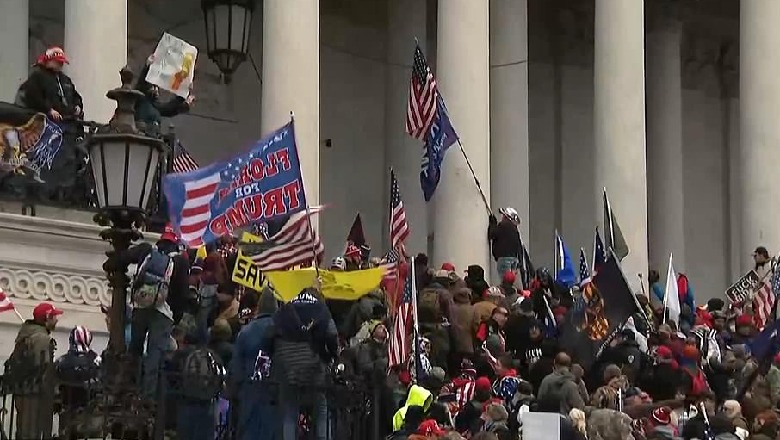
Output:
top-left (160, 224), bottom-right (179, 243)
top-left (441, 262), bottom-right (456, 271)
top-left (33, 302), bottom-right (63, 321)
top-left (36, 46), bottom-right (69, 65)
top-left (417, 419), bottom-right (446, 436)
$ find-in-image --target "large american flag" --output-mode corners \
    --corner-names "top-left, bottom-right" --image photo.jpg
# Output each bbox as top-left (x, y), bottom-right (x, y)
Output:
top-left (389, 169), bottom-right (410, 249)
top-left (388, 261), bottom-right (416, 370)
top-left (406, 45), bottom-right (438, 140)
top-left (245, 206), bottom-right (324, 271)
top-left (172, 142), bottom-right (199, 174)
top-left (179, 172), bottom-right (221, 247)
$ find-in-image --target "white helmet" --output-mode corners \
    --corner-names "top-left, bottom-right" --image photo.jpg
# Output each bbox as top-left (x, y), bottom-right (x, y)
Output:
top-left (330, 256), bottom-right (346, 270)
top-left (499, 207), bottom-right (521, 224)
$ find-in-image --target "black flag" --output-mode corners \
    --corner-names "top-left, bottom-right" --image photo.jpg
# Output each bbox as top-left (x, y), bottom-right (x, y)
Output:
top-left (559, 252), bottom-right (639, 369)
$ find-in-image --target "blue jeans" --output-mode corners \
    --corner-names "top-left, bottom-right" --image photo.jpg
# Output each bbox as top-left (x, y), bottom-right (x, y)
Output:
top-left (176, 400), bottom-right (215, 440)
top-left (496, 256), bottom-right (519, 281)
top-left (130, 307), bottom-right (173, 398)
top-left (280, 386), bottom-right (329, 440)
top-left (194, 296), bottom-right (217, 345)
top-left (236, 385), bottom-right (277, 440)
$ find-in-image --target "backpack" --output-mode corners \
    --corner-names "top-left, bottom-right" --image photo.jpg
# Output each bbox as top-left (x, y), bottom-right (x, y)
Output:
top-left (685, 368), bottom-right (710, 396)
top-left (180, 348), bottom-right (225, 401)
top-left (132, 247), bottom-right (175, 308)
top-left (418, 288), bottom-right (442, 323)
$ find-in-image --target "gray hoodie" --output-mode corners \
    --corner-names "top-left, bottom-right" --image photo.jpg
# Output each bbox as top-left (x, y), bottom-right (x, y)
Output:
top-left (537, 368), bottom-right (586, 414)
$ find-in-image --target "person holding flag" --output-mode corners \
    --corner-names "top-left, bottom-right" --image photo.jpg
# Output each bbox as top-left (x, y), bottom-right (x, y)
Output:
top-left (488, 207), bottom-right (523, 281)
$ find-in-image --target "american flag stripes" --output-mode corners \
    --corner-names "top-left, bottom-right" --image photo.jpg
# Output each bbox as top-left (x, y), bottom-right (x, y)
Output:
top-left (388, 258), bottom-right (416, 370)
top-left (246, 206), bottom-right (324, 271)
top-left (389, 169), bottom-right (410, 250)
top-left (754, 282), bottom-right (773, 329)
top-left (179, 172), bottom-right (221, 247)
top-left (171, 142), bottom-right (199, 174)
top-left (406, 45), bottom-right (438, 140)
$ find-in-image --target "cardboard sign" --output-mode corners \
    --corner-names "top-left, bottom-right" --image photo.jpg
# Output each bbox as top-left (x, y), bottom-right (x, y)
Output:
top-left (726, 270), bottom-right (761, 303)
top-left (521, 412), bottom-right (561, 440)
top-left (231, 232), bottom-right (266, 291)
top-left (146, 33), bottom-right (197, 98)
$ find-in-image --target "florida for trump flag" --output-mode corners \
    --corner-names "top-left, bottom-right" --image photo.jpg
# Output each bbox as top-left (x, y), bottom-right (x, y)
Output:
top-left (164, 122), bottom-right (306, 248)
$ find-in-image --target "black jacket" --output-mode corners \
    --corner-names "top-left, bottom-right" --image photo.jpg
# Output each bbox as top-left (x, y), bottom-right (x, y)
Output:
top-left (118, 240), bottom-right (190, 323)
top-left (134, 65), bottom-right (190, 129)
top-left (19, 67), bottom-right (83, 118)
top-left (488, 216), bottom-right (522, 260)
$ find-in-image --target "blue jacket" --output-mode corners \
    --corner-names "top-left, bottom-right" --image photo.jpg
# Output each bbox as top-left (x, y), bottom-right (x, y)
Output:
top-left (230, 314), bottom-right (274, 389)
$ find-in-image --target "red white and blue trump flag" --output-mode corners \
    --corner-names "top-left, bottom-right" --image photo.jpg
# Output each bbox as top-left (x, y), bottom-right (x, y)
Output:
top-left (163, 121), bottom-right (306, 248)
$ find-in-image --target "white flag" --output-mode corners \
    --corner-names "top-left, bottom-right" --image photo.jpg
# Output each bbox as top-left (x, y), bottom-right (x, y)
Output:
top-left (145, 33), bottom-right (198, 98)
top-left (664, 253), bottom-right (681, 326)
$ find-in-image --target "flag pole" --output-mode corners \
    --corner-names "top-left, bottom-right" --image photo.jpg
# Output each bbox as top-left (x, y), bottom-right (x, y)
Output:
top-left (410, 255), bottom-right (422, 383)
top-left (290, 111), bottom-right (321, 284)
top-left (13, 308), bottom-right (24, 323)
top-left (456, 139), bottom-right (492, 215)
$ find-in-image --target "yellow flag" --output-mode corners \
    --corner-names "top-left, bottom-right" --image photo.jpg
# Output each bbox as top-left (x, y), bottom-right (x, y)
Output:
top-left (265, 267), bottom-right (385, 302)
top-left (231, 232), bottom-right (268, 291)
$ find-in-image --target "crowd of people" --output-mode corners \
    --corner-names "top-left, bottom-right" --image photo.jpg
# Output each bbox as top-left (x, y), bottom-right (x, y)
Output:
top-left (5, 207), bottom-right (780, 440)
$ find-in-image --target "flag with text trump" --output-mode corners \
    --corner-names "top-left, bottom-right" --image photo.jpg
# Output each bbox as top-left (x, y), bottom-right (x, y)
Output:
top-left (164, 122), bottom-right (306, 248)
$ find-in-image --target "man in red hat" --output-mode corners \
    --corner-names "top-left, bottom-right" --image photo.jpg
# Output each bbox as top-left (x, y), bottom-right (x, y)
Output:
top-left (18, 46), bottom-right (83, 122)
top-left (7, 302), bottom-right (63, 438)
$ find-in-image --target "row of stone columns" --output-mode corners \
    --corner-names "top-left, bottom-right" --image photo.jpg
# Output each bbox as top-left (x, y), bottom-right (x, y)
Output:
top-left (3, 0), bottom-right (777, 282)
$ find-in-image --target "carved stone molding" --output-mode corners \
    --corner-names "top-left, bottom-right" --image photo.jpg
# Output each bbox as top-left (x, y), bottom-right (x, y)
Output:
top-left (0, 267), bottom-right (109, 307)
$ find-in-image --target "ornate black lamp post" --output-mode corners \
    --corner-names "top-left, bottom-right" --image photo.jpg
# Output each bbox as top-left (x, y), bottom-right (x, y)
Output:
top-left (201, 0), bottom-right (256, 83)
top-left (87, 67), bottom-right (165, 356)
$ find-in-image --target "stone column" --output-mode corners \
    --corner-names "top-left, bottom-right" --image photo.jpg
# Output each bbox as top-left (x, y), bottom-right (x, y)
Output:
top-left (434, 0), bottom-right (490, 272)
top-left (740, 0), bottom-right (780, 267)
top-left (594, 0), bottom-right (648, 291)
top-left (490, 0), bottom-right (529, 241)
top-left (262, 0), bottom-right (319, 211)
top-left (0, 0), bottom-right (28, 102)
top-left (386, 0), bottom-right (427, 253)
top-left (64, 0), bottom-right (127, 123)
top-left (646, 6), bottom-right (685, 273)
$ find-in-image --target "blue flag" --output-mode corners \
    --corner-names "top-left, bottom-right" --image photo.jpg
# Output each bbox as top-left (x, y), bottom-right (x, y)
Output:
top-left (163, 122), bottom-right (306, 247)
top-left (750, 318), bottom-right (780, 362)
top-left (555, 233), bottom-right (576, 288)
top-left (420, 96), bottom-right (457, 201)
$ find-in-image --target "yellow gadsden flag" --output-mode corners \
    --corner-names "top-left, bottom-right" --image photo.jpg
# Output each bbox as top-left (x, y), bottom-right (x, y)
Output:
top-left (265, 267), bottom-right (385, 302)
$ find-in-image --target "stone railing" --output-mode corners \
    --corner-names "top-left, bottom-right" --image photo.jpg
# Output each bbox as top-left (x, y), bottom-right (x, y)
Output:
top-left (0, 209), bottom-right (110, 307)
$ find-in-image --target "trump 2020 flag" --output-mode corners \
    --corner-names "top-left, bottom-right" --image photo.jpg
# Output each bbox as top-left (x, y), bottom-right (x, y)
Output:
top-left (420, 96), bottom-right (458, 201)
top-left (164, 121), bottom-right (306, 248)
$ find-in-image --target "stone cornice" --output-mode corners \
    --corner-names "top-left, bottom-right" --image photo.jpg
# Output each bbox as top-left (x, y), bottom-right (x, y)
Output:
top-left (0, 212), bottom-right (160, 307)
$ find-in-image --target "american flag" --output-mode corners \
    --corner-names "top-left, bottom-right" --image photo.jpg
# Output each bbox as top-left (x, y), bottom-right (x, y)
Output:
top-left (389, 169), bottom-right (410, 249)
top-left (406, 45), bottom-right (438, 140)
top-left (592, 227), bottom-right (606, 275)
top-left (172, 142), bottom-right (199, 174)
top-left (754, 268), bottom-right (780, 329)
top-left (380, 247), bottom-right (401, 281)
top-left (245, 206), bottom-right (324, 271)
top-left (388, 261), bottom-right (416, 370)
top-left (179, 172), bottom-right (221, 247)
top-left (579, 248), bottom-right (591, 288)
